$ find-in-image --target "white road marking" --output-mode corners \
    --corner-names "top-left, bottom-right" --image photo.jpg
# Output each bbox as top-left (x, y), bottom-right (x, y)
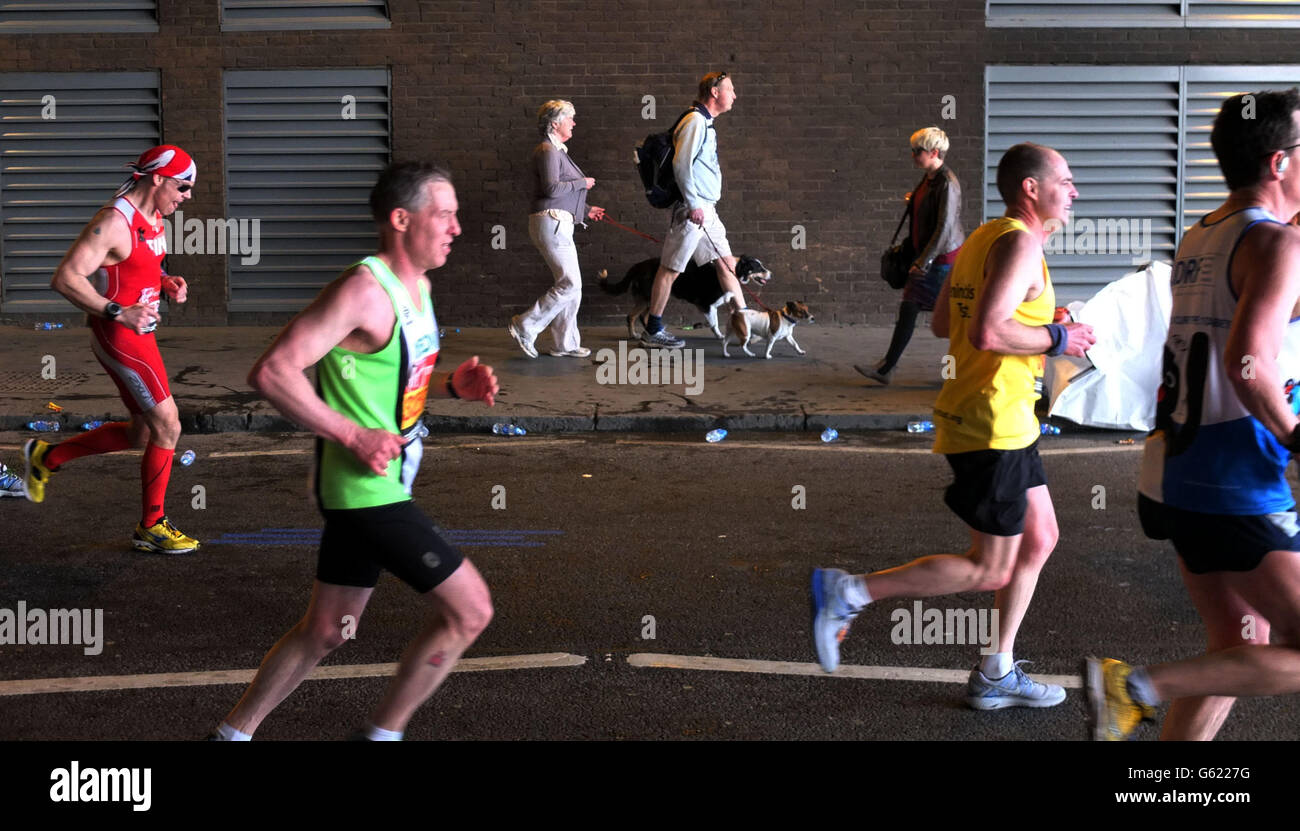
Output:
top-left (615, 439), bottom-right (1141, 456)
top-left (0, 652), bottom-right (588, 697)
top-left (0, 440), bottom-right (586, 456)
top-left (626, 653), bottom-right (1082, 688)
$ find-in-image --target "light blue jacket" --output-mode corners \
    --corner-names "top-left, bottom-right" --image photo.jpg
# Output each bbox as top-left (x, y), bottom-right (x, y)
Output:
top-left (673, 106), bottom-right (721, 210)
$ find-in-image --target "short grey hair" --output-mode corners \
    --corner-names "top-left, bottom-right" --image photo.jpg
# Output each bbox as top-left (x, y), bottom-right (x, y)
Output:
top-left (537, 99), bottom-right (575, 138)
top-left (910, 126), bottom-right (950, 159)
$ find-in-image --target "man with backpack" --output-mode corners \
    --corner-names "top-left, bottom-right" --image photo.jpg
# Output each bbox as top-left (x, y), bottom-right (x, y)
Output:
top-left (641, 71), bottom-right (744, 349)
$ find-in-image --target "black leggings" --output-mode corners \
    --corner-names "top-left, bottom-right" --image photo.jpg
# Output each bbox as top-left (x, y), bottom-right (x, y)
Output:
top-left (879, 300), bottom-right (921, 373)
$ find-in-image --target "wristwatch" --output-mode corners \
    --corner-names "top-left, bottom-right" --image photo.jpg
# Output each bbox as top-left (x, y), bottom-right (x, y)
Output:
top-left (103, 301), bottom-right (122, 320)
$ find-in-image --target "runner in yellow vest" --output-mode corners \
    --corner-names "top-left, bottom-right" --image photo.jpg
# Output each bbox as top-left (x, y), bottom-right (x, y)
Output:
top-left (210, 162), bottom-right (500, 741)
top-left (813, 143), bottom-right (1096, 712)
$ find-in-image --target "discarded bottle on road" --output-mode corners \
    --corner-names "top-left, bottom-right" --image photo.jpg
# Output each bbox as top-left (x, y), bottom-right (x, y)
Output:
top-left (1040, 423), bottom-right (1061, 435)
top-left (80, 420), bottom-right (104, 431)
top-left (491, 423), bottom-right (526, 436)
top-left (179, 450), bottom-right (196, 466)
top-left (33, 322), bottom-right (64, 330)
top-left (906, 419), bottom-right (934, 434)
top-left (27, 420), bottom-right (60, 432)
top-left (820, 427), bottom-right (838, 443)
top-left (705, 428), bottom-right (728, 443)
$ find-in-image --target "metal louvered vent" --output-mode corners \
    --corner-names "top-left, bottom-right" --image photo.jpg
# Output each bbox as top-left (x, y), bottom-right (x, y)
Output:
top-left (985, 66), bottom-right (1180, 301)
top-left (224, 68), bottom-right (391, 311)
top-left (986, 1), bottom-right (1181, 26)
top-left (988, 0), bottom-right (1300, 26)
top-left (221, 0), bottom-right (389, 31)
top-left (0, 1), bottom-right (157, 33)
top-left (0, 72), bottom-right (161, 313)
top-left (1182, 68), bottom-right (1300, 231)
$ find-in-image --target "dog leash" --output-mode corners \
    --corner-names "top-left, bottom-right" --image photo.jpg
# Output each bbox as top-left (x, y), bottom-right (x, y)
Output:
top-left (596, 214), bottom-right (662, 244)
top-left (700, 224), bottom-right (773, 313)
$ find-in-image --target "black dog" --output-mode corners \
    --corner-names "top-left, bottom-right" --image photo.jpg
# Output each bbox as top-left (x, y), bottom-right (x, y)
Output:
top-left (597, 255), bottom-right (772, 339)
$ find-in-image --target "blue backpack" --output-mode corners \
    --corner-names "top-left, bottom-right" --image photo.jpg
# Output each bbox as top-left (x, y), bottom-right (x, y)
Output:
top-left (634, 106), bottom-right (704, 209)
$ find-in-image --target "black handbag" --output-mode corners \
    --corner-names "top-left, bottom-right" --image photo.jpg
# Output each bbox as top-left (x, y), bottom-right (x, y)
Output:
top-left (880, 199), bottom-right (914, 290)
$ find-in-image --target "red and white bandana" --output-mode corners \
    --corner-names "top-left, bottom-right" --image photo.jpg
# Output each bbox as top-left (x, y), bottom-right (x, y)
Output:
top-left (115, 145), bottom-right (196, 196)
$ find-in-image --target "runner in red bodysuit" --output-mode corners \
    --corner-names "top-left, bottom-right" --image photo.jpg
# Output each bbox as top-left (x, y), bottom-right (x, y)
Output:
top-left (23, 145), bottom-right (201, 553)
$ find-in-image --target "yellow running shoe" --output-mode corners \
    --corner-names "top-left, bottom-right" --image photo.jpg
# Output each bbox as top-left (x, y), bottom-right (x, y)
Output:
top-left (1085, 657), bottom-right (1157, 741)
top-left (22, 438), bottom-right (53, 504)
top-left (132, 516), bottom-right (201, 554)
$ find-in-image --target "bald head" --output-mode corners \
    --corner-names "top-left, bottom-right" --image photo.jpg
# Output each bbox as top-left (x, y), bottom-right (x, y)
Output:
top-left (996, 143), bottom-right (1059, 205)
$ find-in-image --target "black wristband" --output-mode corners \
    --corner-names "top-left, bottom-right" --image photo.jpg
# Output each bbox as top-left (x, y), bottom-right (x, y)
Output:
top-left (446, 372), bottom-right (460, 399)
top-left (1044, 323), bottom-right (1069, 357)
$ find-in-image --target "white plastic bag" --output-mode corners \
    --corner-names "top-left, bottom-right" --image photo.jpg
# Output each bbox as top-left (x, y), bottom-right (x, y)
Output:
top-left (1046, 262), bottom-right (1172, 431)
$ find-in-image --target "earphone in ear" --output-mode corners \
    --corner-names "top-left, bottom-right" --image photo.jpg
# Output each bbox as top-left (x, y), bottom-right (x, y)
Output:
top-left (1280, 156), bottom-right (1290, 173)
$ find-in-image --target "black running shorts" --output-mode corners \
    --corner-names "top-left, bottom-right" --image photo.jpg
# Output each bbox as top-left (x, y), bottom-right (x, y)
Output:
top-left (318, 501), bottom-right (464, 593)
top-left (943, 441), bottom-right (1047, 537)
top-left (1138, 493), bottom-right (1300, 574)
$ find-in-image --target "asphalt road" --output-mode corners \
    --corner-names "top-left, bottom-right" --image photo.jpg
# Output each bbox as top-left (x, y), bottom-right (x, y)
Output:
top-left (2, 428), bottom-right (1297, 742)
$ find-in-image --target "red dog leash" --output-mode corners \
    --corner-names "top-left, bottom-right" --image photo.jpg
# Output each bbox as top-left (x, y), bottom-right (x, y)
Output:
top-left (596, 214), bottom-right (662, 244)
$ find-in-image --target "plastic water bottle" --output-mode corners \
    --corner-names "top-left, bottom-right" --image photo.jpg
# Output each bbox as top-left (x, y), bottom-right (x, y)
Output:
top-left (820, 427), bottom-right (838, 443)
top-left (27, 420), bottom-right (60, 432)
top-left (705, 428), bottom-right (728, 443)
top-left (179, 450), bottom-right (196, 466)
top-left (80, 420), bottom-right (104, 431)
top-left (906, 419), bottom-right (934, 434)
top-left (491, 423), bottom-right (526, 436)
top-left (1040, 423), bottom-right (1061, 436)
top-left (33, 322), bottom-right (64, 330)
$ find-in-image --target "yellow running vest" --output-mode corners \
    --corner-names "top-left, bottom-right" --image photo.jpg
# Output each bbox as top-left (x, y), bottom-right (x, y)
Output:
top-left (932, 217), bottom-right (1053, 454)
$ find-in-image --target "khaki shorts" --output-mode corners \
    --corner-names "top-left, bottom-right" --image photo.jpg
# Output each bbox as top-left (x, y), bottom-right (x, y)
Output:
top-left (661, 203), bottom-right (732, 273)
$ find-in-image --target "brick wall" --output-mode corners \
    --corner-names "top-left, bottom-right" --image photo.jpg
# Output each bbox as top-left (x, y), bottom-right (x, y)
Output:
top-left (4, 0), bottom-right (1300, 325)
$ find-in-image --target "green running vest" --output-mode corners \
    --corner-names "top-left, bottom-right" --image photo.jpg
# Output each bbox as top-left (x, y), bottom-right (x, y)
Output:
top-left (315, 256), bottom-right (440, 510)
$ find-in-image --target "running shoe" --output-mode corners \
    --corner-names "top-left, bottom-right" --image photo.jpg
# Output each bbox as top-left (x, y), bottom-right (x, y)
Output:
top-left (640, 328), bottom-right (685, 349)
top-left (132, 516), bottom-right (201, 554)
top-left (548, 347), bottom-right (591, 358)
top-left (811, 567), bottom-right (858, 673)
top-left (22, 439), bottom-right (53, 504)
top-left (1085, 657), bottom-right (1156, 741)
top-left (966, 660), bottom-right (1067, 709)
top-left (508, 315), bottom-right (538, 359)
top-left (0, 463), bottom-right (25, 498)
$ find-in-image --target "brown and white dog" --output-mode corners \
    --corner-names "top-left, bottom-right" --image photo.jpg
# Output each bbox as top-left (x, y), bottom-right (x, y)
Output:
top-left (721, 299), bottom-right (813, 358)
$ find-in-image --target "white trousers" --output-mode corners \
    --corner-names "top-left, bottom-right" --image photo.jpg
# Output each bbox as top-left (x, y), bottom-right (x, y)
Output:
top-left (521, 212), bottom-right (583, 352)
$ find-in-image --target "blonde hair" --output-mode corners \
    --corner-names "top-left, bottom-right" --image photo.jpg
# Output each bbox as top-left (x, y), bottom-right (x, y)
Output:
top-left (910, 127), bottom-right (949, 159)
top-left (537, 99), bottom-right (575, 138)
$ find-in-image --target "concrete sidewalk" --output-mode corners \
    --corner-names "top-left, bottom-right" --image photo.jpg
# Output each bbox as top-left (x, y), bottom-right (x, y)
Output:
top-left (0, 321), bottom-right (949, 434)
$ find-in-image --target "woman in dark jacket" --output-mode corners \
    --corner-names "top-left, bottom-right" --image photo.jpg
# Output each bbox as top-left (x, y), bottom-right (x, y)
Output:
top-left (508, 99), bottom-right (605, 358)
top-left (858, 127), bottom-right (965, 384)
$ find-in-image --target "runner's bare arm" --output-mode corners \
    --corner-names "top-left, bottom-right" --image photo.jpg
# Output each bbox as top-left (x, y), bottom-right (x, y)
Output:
top-left (970, 230), bottom-right (1095, 357)
top-left (248, 268), bottom-right (403, 476)
top-left (1225, 222), bottom-right (1300, 447)
top-left (51, 210), bottom-right (125, 313)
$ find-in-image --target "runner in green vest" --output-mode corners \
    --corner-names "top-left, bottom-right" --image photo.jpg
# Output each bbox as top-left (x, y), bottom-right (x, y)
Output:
top-left (210, 161), bottom-right (499, 741)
